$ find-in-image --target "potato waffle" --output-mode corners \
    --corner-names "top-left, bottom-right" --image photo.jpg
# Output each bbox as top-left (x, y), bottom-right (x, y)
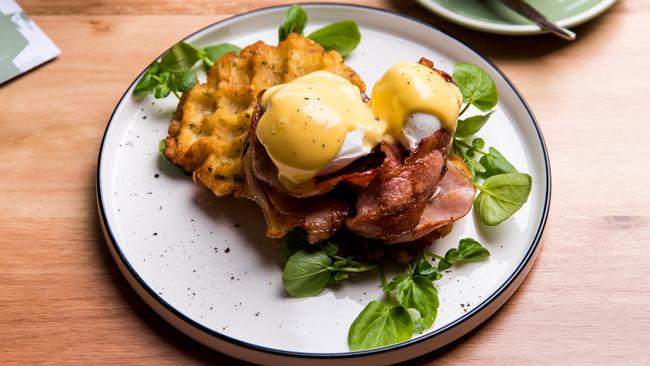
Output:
top-left (164, 33), bottom-right (365, 197)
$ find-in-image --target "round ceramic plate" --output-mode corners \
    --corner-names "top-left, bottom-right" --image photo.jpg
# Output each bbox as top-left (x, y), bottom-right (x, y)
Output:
top-left (416, 0), bottom-right (617, 35)
top-left (97, 4), bottom-right (550, 365)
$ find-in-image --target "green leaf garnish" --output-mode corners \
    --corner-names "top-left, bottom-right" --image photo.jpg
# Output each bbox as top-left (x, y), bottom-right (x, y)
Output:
top-left (350, 236), bottom-right (487, 350)
top-left (448, 61), bottom-right (532, 226)
top-left (277, 5), bottom-right (360, 56)
top-left (152, 82), bottom-right (171, 98)
top-left (331, 271), bottom-right (349, 282)
top-left (320, 241), bottom-right (338, 257)
top-left (383, 259), bottom-right (440, 332)
top-left (414, 259), bottom-right (442, 280)
top-left (394, 276), bottom-right (439, 332)
top-left (279, 229), bottom-right (310, 267)
top-left (474, 172), bottom-right (532, 225)
top-left (132, 63), bottom-right (195, 99)
top-left (132, 41), bottom-right (238, 99)
top-left (133, 62), bottom-right (160, 97)
top-left (466, 159), bottom-right (486, 177)
top-left (158, 139), bottom-right (166, 155)
top-left (308, 20), bottom-right (361, 57)
top-left (280, 230), bottom-right (374, 296)
top-left (159, 42), bottom-right (201, 72)
top-left (282, 249), bottom-right (332, 297)
top-left (478, 147), bottom-right (517, 179)
top-left (348, 301), bottom-right (413, 351)
top-left (278, 4), bottom-right (308, 41)
top-left (383, 273), bottom-right (410, 293)
top-left (437, 238), bottom-right (490, 271)
top-left (168, 70), bottom-right (197, 93)
top-left (455, 112), bottom-right (493, 138)
top-left (202, 43), bottom-right (240, 70)
top-left (453, 63), bottom-right (498, 112)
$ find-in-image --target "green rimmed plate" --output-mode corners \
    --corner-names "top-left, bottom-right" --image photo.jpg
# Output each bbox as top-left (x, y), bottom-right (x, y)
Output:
top-left (416, 0), bottom-right (617, 35)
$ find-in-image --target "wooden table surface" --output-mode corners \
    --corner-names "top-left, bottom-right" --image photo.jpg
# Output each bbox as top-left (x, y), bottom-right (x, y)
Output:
top-left (2, 0), bottom-right (649, 364)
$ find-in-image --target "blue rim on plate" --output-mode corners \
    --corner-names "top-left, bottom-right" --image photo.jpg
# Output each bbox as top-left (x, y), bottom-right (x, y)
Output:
top-left (96, 2), bottom-right (551, 360)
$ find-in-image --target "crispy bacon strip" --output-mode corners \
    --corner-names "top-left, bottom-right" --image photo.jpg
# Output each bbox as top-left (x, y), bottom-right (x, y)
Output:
top-left (387, 160), bottom-right (476, 244)
top-left (345, 130), bottom-right (451, 242)
top-left (242, 147), bottom-right (349, 244)
top-left (418, 57), bottom-right (454, 83)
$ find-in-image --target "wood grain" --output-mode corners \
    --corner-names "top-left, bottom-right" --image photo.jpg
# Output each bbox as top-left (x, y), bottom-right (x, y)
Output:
top-left (1, 0), bottom-right (649, 364)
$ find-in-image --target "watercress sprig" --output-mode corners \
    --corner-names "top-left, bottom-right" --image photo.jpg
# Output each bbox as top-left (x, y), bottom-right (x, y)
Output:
top-left (280, 230), bottom-right (375, 297)
top-left (429, 238), bottom-right (491, 271)
top-left (278, 4), bottom-right (361, 57)
top-left (454, 63), bottom-right (498, 113)
top-left (132, 41), bottom-right (240, 99)
top-left (451, 62), bottom-right (532, 226)
top-left (452, 138), bottom-right (517, 179)
top-left (474, 172), bottom-right (532, 225)
top-left (159, 41), bottom-right (241, 72)
top-left (348, 238), bottom-right (489, 350)
top-left (133, 62), bottom-right (196, 99)
top-left (348, 300), bottom-right (413, 351)
top-left (383, 259), bottom-right (441, 332)
top-left (278, 4), bottom-right (308, 41)
top-left (307, 20), bottom-right (361, 57)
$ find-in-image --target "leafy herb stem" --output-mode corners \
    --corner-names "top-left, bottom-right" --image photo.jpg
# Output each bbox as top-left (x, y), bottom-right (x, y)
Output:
top-left (378, 265), bottom-right (387, 288)
top-left (332, 254), bottom-right (367, 266)
top-left (148, 74), bottom-right (182, 99)
top-left (426, 251), bottom-right (446, 262)
top-left (458, 103), bottom-right (471, 117)
top-left (376, 266), bottom-right (398, 306)
top-left (328, 265), bottom-right (376, 273)
top-left (453, 137), bottom-right (489, 155)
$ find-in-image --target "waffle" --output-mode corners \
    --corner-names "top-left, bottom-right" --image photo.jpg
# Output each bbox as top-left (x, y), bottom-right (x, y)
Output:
top-left (164, 33), bottom-right (365, 197)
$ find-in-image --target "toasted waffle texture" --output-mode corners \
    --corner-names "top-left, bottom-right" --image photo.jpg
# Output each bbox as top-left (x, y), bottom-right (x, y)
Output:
top-left (164, 33), bottom-right (365, 197)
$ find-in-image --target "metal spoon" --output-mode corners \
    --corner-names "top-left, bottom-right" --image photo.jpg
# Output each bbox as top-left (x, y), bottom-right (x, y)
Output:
top-left (498, 0), bottom-right (577, 40)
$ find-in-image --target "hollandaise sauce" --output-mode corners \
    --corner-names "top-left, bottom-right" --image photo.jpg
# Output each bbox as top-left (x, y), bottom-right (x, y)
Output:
top-left (257, 71), bottom-right (385, 189)
top-left (371, 62), bottom-right (463, 139)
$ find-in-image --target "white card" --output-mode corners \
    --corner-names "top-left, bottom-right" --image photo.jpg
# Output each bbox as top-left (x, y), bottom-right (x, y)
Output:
top-left (0, 0), bottom-right (60, 84)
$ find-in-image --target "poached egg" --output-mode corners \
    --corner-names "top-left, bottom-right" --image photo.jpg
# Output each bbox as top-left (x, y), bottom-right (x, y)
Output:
top-left (371, 62), bottom-right (463, 150)
top-left (257, 71), bottom-right (385, 189)
top-left (256, 62), bottom-right (463, 192)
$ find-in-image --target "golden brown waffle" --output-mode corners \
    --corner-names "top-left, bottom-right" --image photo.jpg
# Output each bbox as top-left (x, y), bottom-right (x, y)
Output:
top-left (164, 33), bottom-right (366, 197)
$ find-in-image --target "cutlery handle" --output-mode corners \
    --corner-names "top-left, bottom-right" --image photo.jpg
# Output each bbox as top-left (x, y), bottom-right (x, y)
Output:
top-left (499, 0), bottom-right (576, 40)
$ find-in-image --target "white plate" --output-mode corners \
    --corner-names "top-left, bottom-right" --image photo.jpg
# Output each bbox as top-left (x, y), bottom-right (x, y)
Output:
top-left (97, 4), bottom-right (551, 365)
